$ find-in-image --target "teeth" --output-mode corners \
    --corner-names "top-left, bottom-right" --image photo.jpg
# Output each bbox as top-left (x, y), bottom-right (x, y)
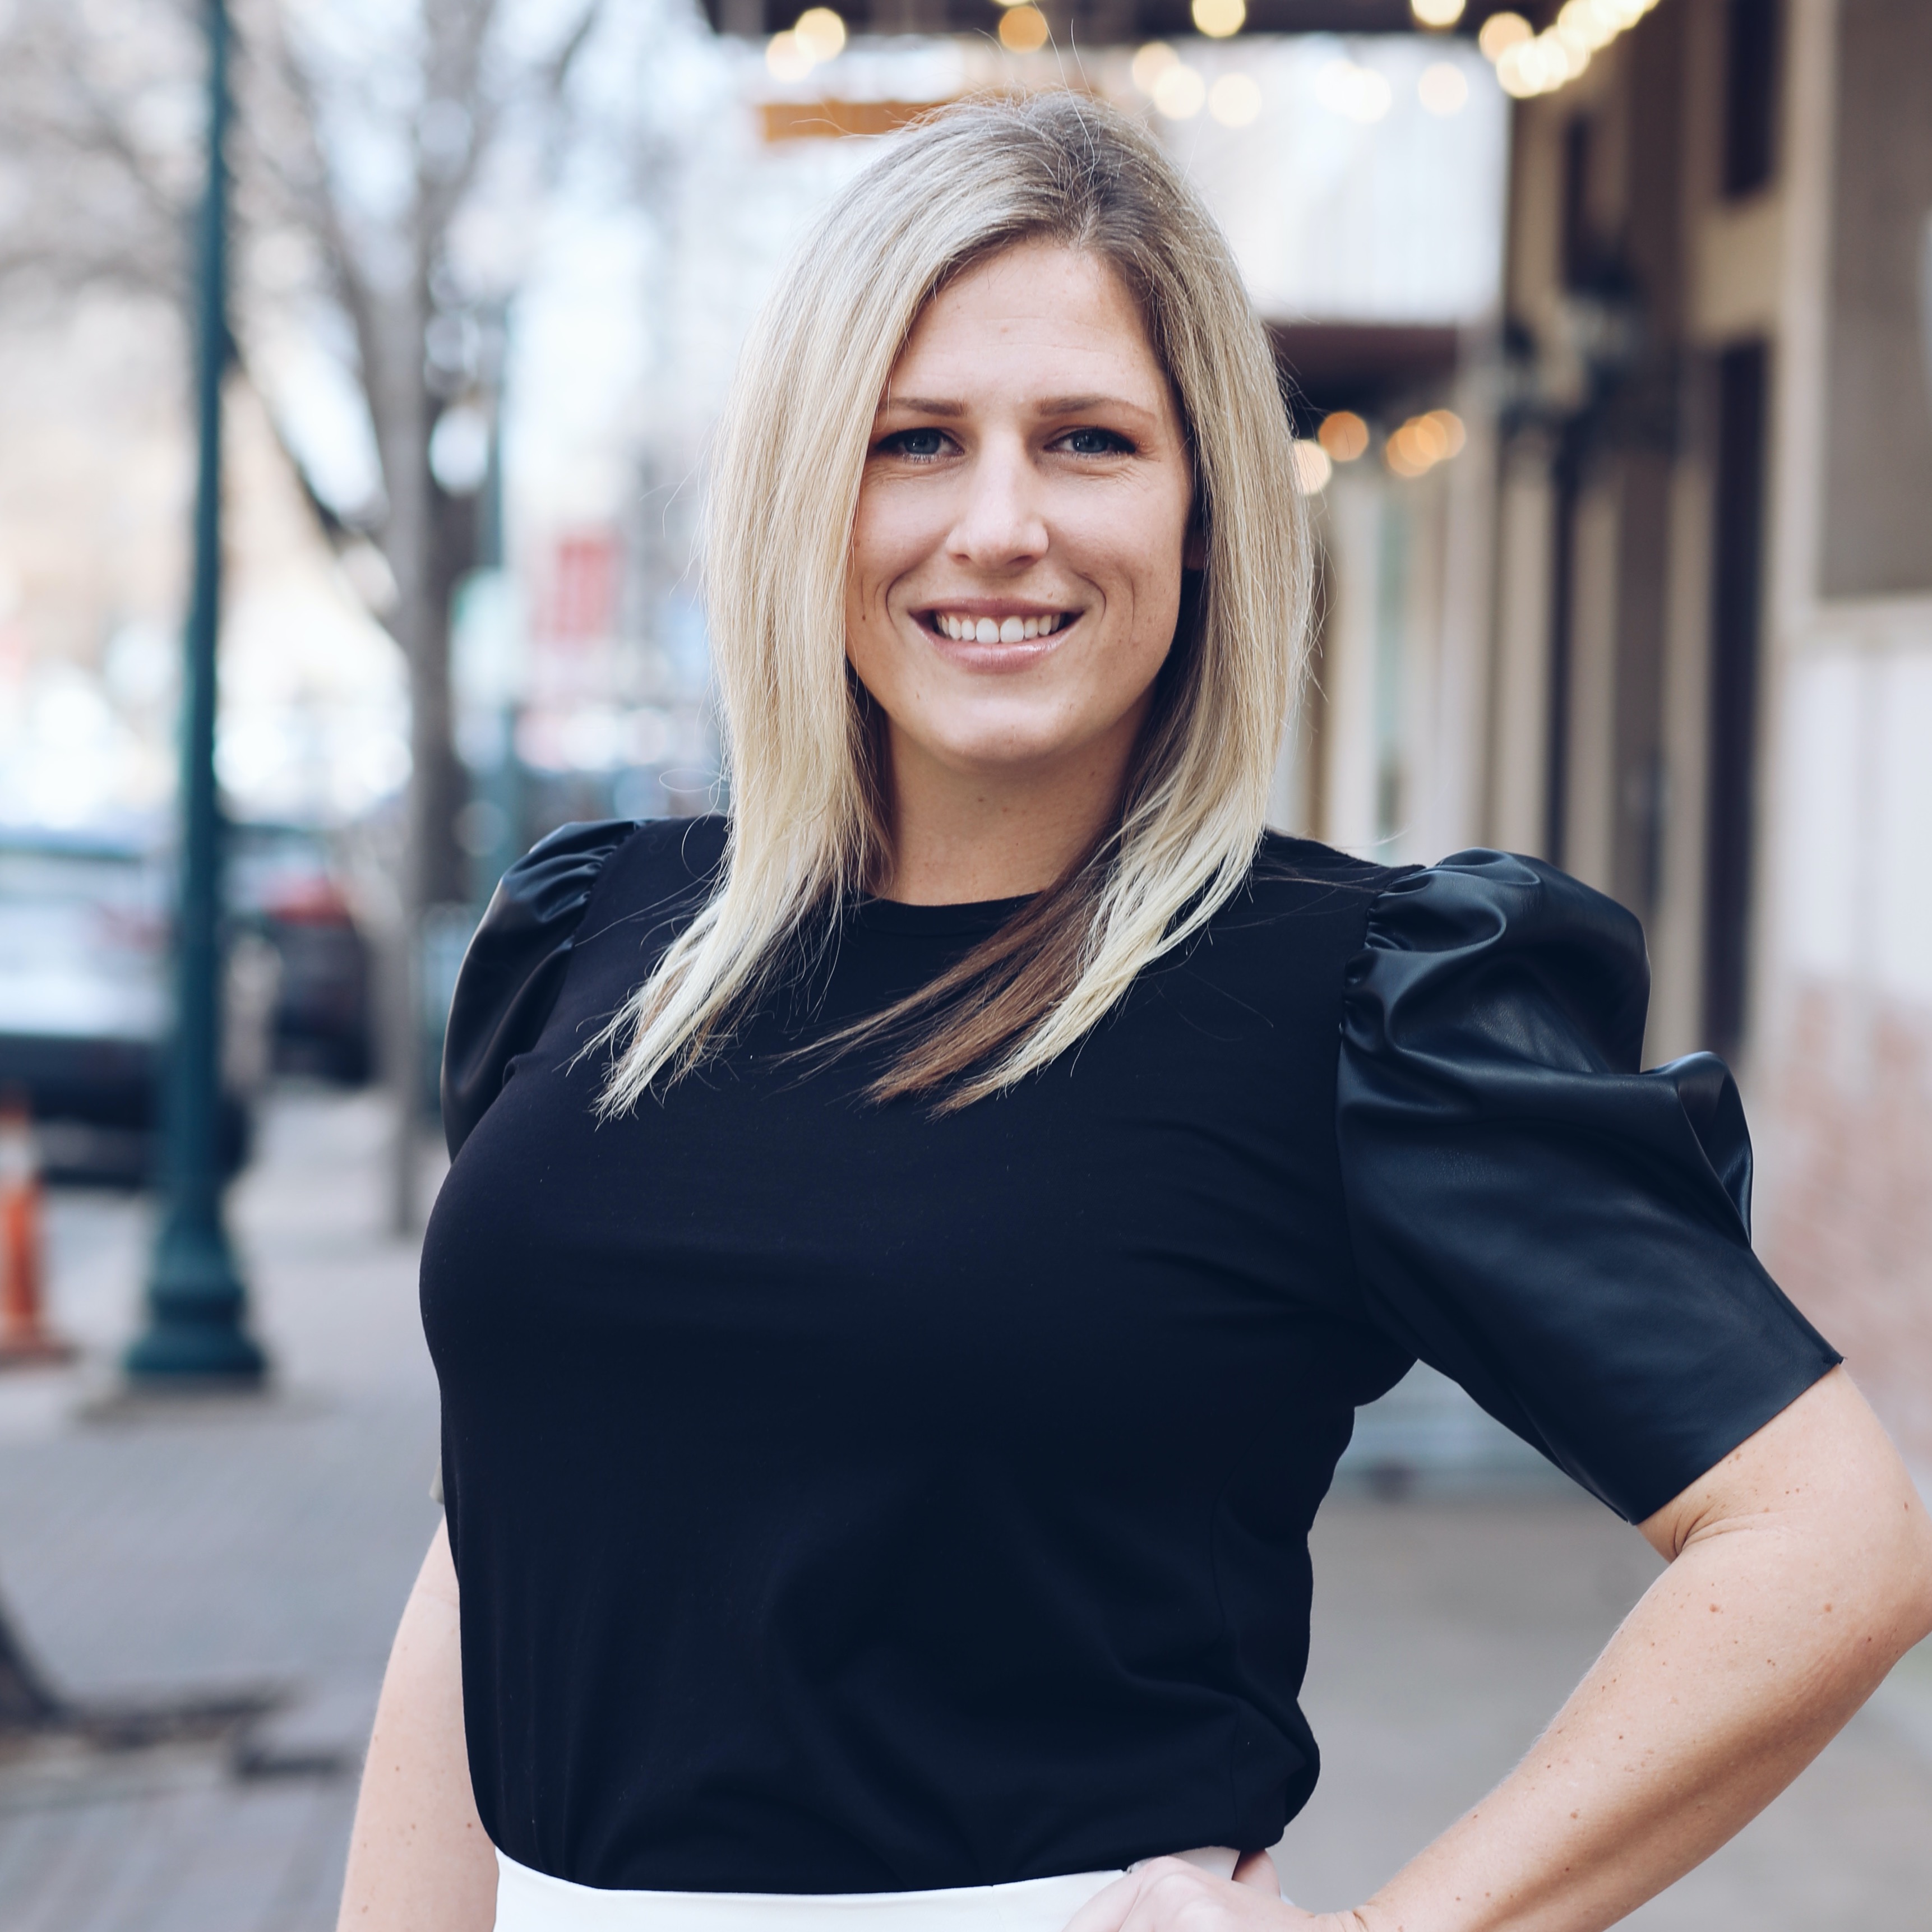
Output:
top-left (935, 613), bottom-right (1064, 640)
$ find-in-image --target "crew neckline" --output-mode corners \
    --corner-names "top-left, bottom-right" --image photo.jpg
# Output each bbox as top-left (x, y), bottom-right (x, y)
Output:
top-left (853, 893), bottom-right (1036, 937)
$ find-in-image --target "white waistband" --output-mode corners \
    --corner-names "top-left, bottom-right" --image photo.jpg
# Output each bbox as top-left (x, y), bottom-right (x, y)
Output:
top-left (493, 1848), bottom-right (1240, 1932)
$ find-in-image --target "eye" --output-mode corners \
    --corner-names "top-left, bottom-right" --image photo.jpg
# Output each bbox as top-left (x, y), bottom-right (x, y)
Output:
top-left (1053, 427), bottom-right (1135, 456)
top-left (878, 427), bottom-right (953, 461)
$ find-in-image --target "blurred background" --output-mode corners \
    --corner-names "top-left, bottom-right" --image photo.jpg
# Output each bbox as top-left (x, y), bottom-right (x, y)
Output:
top-left (1, 0), bottom-right (1929, 1925)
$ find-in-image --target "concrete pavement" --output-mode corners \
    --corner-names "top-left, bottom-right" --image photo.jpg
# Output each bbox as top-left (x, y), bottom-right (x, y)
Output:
top-left (0, 1086), bottom-right (1925, 1930)
top-left (0, 1087), bottom-right (444, 1932)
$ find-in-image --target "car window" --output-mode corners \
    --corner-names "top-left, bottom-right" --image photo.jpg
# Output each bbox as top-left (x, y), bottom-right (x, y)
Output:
top-left (0, 847), bottom-right (169, 1039)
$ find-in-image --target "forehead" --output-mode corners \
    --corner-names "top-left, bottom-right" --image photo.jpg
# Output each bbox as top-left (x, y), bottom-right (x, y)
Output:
top-left (885, 240), bottom-right (1168, 404)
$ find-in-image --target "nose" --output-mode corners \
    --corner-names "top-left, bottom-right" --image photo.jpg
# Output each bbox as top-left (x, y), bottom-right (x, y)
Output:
top-left (946, 432), bottom-right (1048, 570)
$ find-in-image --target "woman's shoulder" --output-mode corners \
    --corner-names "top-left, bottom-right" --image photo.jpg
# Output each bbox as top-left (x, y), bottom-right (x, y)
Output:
top-left (440, 814), bottom-right (727, 1155)
top-left (1338, 845), bottom-right (1651, 1073)
top-left (571, 812), bottom-right (728, 926)
top-left (1206, 831), bottom-right (1402, 963)
top-left (1215, 840), bottom-right (1652, 1059)
top-left (1237, 841), bottom-right (1644, 1004)
top-left (1247, 830), bottom-right (1404, 900)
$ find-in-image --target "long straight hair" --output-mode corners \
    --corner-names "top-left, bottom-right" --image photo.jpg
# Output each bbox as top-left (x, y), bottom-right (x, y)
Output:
top-left (595, 91), bottom-right (1312, 1114)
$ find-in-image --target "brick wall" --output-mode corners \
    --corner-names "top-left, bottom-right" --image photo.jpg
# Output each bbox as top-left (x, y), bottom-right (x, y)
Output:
top-left (1757, 982), bottom-right (1932, 1468)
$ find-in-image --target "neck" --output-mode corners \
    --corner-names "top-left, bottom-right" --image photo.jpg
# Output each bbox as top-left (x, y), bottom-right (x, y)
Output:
top-left (873, 711), bottom-right (1145, 905)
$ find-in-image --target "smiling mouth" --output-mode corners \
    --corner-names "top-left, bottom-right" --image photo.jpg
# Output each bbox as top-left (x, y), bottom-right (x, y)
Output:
top-left (925, 610), bottom-right (1073, 644)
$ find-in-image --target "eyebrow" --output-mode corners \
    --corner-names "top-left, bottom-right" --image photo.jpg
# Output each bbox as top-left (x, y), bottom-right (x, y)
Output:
top-left (877, 392), bottom-right (1158, 420)
top-left (881, 395), bottom-right (967, 418)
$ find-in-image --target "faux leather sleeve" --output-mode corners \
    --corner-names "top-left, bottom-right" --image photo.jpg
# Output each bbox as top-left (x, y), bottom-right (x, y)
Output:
top-left (1336, 849), bottom-right (1839, 1523)
top-left (440, 819), bottom-right (640, 1158)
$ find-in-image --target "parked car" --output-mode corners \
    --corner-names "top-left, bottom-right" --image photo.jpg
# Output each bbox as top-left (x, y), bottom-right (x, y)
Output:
top-left (229, 822), bottom-right (375, 1085)
top-left (0, 828), bottom-right (255, 1185)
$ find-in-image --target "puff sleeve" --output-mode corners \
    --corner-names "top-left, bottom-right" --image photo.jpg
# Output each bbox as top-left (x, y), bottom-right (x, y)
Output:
top-left (1336, 849), bottom-right (1839, 1523)
top-left (440, 819), bottom-right (639, 1158)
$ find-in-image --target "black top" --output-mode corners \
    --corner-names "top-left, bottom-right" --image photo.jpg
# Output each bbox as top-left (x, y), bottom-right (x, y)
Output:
top-left (422, 817), bottom-right (1836, 1895)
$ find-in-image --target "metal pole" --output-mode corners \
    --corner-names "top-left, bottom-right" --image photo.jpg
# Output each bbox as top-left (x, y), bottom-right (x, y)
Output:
top-left (127, 0), bottom-right (266, 1386)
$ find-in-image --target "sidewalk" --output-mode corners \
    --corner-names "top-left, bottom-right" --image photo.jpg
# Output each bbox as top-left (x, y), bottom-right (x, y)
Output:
top-left (0, 1087), bottom-right (445, 1932)
top-left (0, 1086), bottom-right (1925, 1930)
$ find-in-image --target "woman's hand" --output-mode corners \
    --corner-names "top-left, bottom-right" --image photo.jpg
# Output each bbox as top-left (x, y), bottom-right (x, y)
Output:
top-left (1064, 1856), bottom-right (1360, 1932)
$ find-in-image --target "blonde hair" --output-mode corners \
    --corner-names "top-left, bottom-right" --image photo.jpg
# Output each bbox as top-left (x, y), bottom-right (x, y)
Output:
top-left (597, 90), bottom-right (1311, 1114)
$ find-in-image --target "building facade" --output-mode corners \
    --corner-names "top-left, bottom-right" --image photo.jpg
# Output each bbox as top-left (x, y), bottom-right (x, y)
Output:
top-left (1462, 0), bottom-right (1932, 1469)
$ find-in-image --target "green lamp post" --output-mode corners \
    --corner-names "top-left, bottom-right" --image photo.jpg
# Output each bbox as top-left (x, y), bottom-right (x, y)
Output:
top-left (126, 0), bottom-right (266, 1386)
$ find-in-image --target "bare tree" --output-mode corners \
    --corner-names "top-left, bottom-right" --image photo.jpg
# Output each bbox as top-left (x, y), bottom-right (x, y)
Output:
top-left (0, 0), bottom-right (203, 300)
top-left (239, 0), bottom-right (602, 1222)
top-left (0, 0), bottom-right (607, 1224)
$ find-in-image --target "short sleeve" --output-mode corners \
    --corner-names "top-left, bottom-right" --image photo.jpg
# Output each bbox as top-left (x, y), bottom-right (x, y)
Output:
top-left (440, 819), bottom-right (639, 1158)
top-left (1335, 848), bottom-right (1839, 1523)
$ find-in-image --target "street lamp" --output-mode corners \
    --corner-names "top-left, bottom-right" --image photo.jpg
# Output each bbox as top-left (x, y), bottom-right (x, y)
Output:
top-left (126, 0), bottom-right (266, 1386)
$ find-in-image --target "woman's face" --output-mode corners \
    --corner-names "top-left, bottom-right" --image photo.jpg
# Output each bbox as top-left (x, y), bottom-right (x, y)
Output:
top-left (844, 239), bottom-right (1197, 796)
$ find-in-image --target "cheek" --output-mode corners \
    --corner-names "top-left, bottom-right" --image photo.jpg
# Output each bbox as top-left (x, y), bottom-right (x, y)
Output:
top-left (1082, 493), bottom-right (1190, 643)
top-left (850, 485), bottom-right (934, 598)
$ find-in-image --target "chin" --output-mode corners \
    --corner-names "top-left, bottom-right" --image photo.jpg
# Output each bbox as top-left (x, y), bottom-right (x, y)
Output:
top-left (919, 718), bottom-right (1092, 774)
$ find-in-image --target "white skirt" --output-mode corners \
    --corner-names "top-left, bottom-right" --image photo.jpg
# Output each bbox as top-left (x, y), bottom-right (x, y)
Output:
top-left (494, 1847), bottom-right (1244, 1932)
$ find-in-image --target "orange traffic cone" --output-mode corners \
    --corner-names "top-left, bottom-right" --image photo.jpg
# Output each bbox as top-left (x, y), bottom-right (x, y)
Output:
top-left (0, 1092), bottom-right (73, 1368)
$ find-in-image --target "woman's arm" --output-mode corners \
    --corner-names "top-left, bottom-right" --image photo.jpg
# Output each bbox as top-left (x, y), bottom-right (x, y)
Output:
top-left (1070, 1368), bottom-right (1932, 1932)
top-left (337, 1520), bottom-right (498, 1932)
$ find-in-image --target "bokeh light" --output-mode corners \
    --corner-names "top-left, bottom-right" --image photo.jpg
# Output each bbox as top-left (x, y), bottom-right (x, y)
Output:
top-left (1131, 41), bottom-right (1177, 94)
top-left (1152, 61), bottom-right (1207, 120)
top-left (1208, 73), bottom-right (1262, 127)
top-left (793, 7), bottom-right (847, 62)
top-left (1409, 0), bottom-right (1466, 25)
top-left (1191, 0), bottom-right (1247, 39)
top-left (997, 4), bottom-right (1050, 52)
top-left (1417, 62), bottom-right (1468, 115)
top-left (1292, 440), bottom-right (1334, 494)
top-left (1316, 411), bottom-right (1370, 463)
top-left (1385, 408), bottom-right (1466, 477)
top-left (1485, 0), bottom-right (1659, 99)
top-left (765, 29), bottom-right (814, 80)
top-left (1477, 11), bottom-right (1532, 59)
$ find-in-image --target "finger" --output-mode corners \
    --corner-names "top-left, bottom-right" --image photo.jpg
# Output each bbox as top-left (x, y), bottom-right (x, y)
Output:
top-left (1109, 1861), bottom-right (1223, 1932)
top-left (1231, 1851), bottom-right (1279, 1896)
top-left (1060, 1868), bottom-right (1148, 1932)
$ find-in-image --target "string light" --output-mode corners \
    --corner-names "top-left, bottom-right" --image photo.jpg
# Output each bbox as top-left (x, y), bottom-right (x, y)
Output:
top-left (1385, 409), bottom-right (1467, 478)
top-left (1484, 0), bottom-right (1661, 100)
top-left (997, 4), bottom-right (1049, 51)
top-left (793, 7), bottom-right (845, 59)
top-left (1131, 41), bottom-right (1177, 93)
top-left (766, 30), bottom-right (812, 80)
top-left (1477, 11), bottom-right (1531, 59)
top-left (1208, 72), bottom-right (1261, 126)
top-left (1191, 0), bottom-right (1246, 38)
top-left (1316, 411), bottom-right (1370, 463)
top-left (1292, 441), bottom-right (1334, 494)
top-left (1153, 61), bottom-right (1207, 119)
top-left (766, 6), bottom-right (844, 80)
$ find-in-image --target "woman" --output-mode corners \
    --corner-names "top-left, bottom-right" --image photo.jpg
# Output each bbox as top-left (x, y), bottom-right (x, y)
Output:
top-left (339, 94), bottom-right (1932, 1932)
